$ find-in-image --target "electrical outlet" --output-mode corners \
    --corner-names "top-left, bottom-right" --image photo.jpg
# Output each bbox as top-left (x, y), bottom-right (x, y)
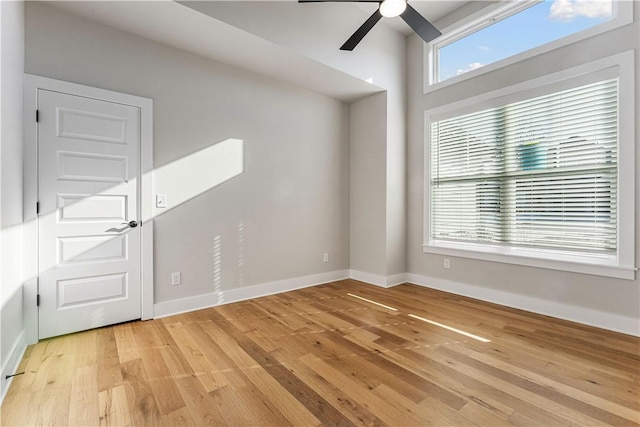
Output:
top-left (443, 258), bottom-right (451, 269)
top-left (323, 253), bottom-right (329, 263)
top-left (156, 194), bottom-right (168, 209)
top-left (171, 272), bottom-right (181, 286)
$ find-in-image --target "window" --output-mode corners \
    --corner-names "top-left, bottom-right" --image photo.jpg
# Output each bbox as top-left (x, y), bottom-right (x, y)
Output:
top-left (424, 53), bottom-right (635, 279)
top-left (427, 0), bottom-right (632, 88)
top-left (431, 78), bottom-right (617, 251)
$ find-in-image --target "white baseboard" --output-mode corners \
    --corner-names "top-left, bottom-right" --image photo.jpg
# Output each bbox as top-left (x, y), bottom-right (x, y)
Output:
top-left (387, 273), bottom-right (408, 287)
top-left (349, 270), bottom-right (406, 288)
top-left (153, 268), bottom-right (639, 336)
top-left (0, 330), bottom-right (27, 405)
top-left (407, 273), bottom-right (640, 337)
top-left (349, 270), bottom-right (389, 287)
top-left (154, 270), bottom-right (350, 318)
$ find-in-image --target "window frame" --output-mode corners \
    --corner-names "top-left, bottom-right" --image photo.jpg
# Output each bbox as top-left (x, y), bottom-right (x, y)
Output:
top-left (423, 51), bottom-right (636, 280)
top-left (424, 0), bottom-right (633, 93)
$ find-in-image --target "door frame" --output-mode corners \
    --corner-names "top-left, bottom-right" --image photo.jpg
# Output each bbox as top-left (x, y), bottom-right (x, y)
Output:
top-left (23, 74), bottom-right (154, 343)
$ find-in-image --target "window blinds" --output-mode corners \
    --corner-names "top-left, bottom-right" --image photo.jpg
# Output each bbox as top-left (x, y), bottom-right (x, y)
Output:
top-left (430, 78), bottom-right (618, 253)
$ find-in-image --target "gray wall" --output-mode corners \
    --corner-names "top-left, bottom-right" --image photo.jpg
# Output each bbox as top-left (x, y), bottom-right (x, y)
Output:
top-left (0, 0), bottom-right (25, 399)
top-left (350, 92), bottom-right (387, 276)
top-left (184, 1), bottom-right (409, 281)
top-left (407, 7), bottom-right (640, 325)
top-left (25, 2), bottom-right (350, 304)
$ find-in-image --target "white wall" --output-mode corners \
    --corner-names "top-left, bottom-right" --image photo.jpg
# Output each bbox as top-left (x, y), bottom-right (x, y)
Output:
top-left (407, 6), bottom-right (640, 334)
top-left (0, 0), bottom-right (25, 401)
top-left (25, 2), bottom-right (350, 307)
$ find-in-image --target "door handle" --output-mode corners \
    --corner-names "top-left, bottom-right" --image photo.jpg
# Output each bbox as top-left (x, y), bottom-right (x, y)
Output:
top-left (105, 220), bottom-right (138, 233)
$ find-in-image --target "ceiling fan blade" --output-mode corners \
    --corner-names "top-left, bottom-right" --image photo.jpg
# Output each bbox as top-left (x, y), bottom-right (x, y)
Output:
top-left (400, 4), bottom-right (442, 44)
top-left (340, 9), bottom-right (382, 51)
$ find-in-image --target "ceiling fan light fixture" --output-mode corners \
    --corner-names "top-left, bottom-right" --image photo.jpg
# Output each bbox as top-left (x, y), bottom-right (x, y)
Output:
top-left (379, 0), bottom-right (406, 18)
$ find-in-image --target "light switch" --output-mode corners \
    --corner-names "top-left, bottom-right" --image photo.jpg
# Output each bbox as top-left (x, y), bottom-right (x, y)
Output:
top-left (156, 194), bottom-right (167, 208)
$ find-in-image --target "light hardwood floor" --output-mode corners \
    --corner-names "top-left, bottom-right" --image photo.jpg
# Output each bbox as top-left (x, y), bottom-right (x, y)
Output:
top-left (1, 280), bottom-right (639, 426)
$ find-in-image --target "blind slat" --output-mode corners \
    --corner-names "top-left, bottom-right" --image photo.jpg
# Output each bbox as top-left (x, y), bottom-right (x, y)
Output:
top-left (430, 78), bottom-right (618, 253)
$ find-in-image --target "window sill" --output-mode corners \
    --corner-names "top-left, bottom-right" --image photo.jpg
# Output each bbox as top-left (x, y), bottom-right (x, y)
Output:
top-left (422, 240), bottom-right (637, 280)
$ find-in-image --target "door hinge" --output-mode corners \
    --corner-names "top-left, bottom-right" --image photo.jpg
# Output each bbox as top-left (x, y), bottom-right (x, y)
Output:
top-left (36, 110), bottom-right (39, 123)
top-left (36, 201), bottom-right (40, 215)
top-left (36, 294), bottom-right (40, 307)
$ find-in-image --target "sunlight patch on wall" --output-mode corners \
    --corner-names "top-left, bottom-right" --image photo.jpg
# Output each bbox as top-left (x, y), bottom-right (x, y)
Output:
top-left (31, 138), bottom-right (244, 275)
top-left (153, 138), bottom-right (244, 212)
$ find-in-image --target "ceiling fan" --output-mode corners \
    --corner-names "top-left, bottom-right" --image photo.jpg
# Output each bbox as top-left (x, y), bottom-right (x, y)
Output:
top-left (299, 0), bottom-right (442, 51)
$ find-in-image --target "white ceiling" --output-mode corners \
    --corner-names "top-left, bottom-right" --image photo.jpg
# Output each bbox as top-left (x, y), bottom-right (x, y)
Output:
top-left (48, 0), bottom-right (476, 102)
top-left (50, 0), bottom-right (388, 102)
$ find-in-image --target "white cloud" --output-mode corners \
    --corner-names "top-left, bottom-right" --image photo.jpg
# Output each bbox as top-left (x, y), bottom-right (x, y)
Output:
top-left (456, 62), bottom-right (484, 76)
top-left (548, 0), bottom-right (612, 22)
top-left (478, 45), bottom-right (490, 51)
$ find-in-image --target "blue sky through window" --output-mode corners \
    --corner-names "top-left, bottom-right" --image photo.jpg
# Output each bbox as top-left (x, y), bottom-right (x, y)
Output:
top-left (438, 0), bottom-right (614, 81)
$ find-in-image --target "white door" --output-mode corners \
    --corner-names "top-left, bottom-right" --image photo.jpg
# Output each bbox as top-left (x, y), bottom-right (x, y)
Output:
top-left (38, 89), bottom-right (142, 339)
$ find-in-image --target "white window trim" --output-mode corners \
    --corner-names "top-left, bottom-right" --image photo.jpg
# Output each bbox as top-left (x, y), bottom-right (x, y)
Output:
top-left (424, 0), bottom-right (634, 93)
top-left (423, 51), bottom-right (636, 280)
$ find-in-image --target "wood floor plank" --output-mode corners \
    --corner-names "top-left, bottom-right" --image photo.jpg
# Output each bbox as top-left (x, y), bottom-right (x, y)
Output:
top-left (208, 312), bottom-right (360, 426)
top-left (237, 362), bottom-right (322, 427)
top-left (68, 365), bottom-right (99, 426)
top-left (159, 406), bottom-right (197, 427)
top-left (96, 328), bottom-right (124, 392)
top-left (426, 345), bottom-right (617, 426)
top-left (172, 374), bottom-right (229, 426)
top-left (1, 391), bottom-right (40, 426)
top-left (130, 323), bottom-right (186, 415)
top-left (163, 323), bottom-right (210, 375)
top-left (372, 342), bottom-right (517, 420)
top-left (112, 323), bottom-right (140, 365)
top-left (468, 347), bottom-right (640, 422)
top-left (120, 358), bottom-right (161, 426)
top-left (2, 281), bottom-right (638, 426)
top-left (98, 384), bottom-right (131, 427)
top-left (439, 345), bottom-right (639, 426)
top-left (40, 387), bottom-right (73, 426)
top-left (476, 321), bottom-right (640, 384)
top-left (322, 328), bottom-right (469, 410)
top-left (300, 354), bottom-right (434, 426)
top-left (457, 394), bottom-right (515, 426)
top-left (282, 357), bottom-right (382, 427)
top-left (462, 335), bottom-right (640, 409)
